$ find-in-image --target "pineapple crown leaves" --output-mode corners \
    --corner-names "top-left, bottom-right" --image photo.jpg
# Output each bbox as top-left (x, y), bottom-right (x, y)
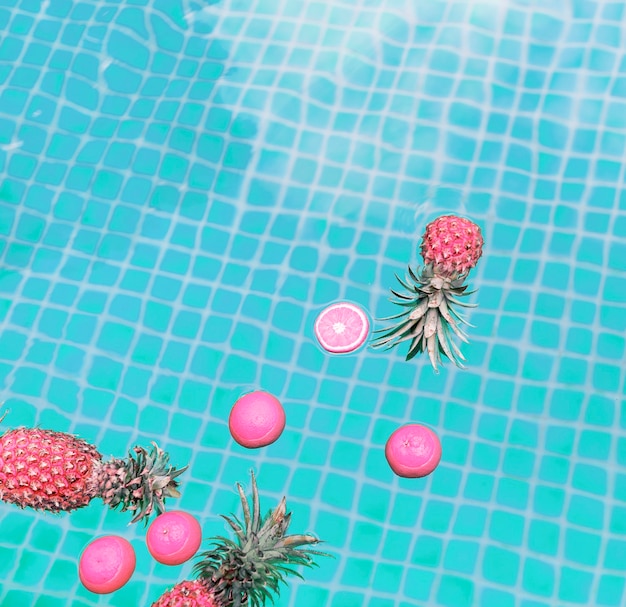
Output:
top-left (371, 264), bottom-right (478, 372)
top-left (99, 441), bottom-right (188, 525)
top-left (194, 470), bottom-right (331, 607)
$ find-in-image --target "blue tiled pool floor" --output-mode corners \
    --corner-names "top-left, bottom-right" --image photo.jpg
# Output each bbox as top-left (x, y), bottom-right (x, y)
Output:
top-left (1, 0), bottom-right (626, 605)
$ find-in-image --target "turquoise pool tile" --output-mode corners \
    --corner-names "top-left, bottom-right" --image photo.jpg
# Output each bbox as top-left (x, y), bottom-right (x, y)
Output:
top-left (86, 355), bottom-right (123, 391)
top-left (0, 329), bottom-right (27, 361)
top-left (528, 519), bottom-right (561, 556)
top-left (11, 366), bottom-right (46, 397)
top-left (452, 373), bottom-right (482, 403)
top-left (318, 377), bottom-right (349, 405)
top-left (0, 544), bottom-right (17, 579)
top-left (605, 539), bottom-right (626, 572)
top-left (436, 574), bottom-right (474, 607)
top-left (489, 510), bottom-right (525, 546)
top-left (578, 429), bottom-right (612, 460)
top-left (43, 559), bottom-right (75, 592)
top-left (464, 472), bottom-right (495, 503)
top-left (295, 586), bottom-right (330, 607)
top-left (452, 505), bottom-right (487, 537)
top-left (502, 448), bottom-right (536, 479)
top-left (329, 591), bottom-right (363, 607)
top-left (534, 485), bottom-right (566, 518)
top-left (341, 557), bottom-right (374, 587)
top-left (496, 478), bottom-right (530, 509)
top-left (472, 442), bottom-right (501, 472)
top-left (320, 356), bottom-right (357, 382)
top-left (372, 563), bottom-right (403, 594)
top-left (421, 500), bottom-right (454, 533)
top-left (482, 546), bottom-right (520, 585)
top-left (560, 566), bottom-right (593, 603)
top-left (321, 474), bottom-right (356, 510)
top-left (565, 528), bottom-right (601, 566)
top-left (509, 419), bottom-right (539, 447)
top-left (572, 463), bottom-right (608, 495)
top-left (567, 494), bottom-right (605, 529)
top-left (539, 454), bottom-right (570, 484)
top-left (481, 588), bottom-right (516, 607)
top-left (443, 540), bottom-right (479, 575)
top-left (381, 528), bottom-right (413, 564)
top-left (95, 321), bottom-right (134, 356)
top-left (431, 466), bottom-right (462, 498)
top-left (288, 467), bottom-right (321, 500)
top-left (443, 402), bottom-right (475, 434)
top-left (440, 435), bottom-right (470, 466)
top-left (13, 550), bottom-right (51, 586)
top-left (597, 575), bottom-right (626, 606)
top-left (477, 412), bottom-right (506, 441)
top-left (411, 534), bottom-right (443, 568)
top-left (330, 440), bottom-right (362, 473)
top-left (315, 509), bottom-right (350, 548)
top-left (402, 568), bottom-right (435, 602)
top-left (522, 558), bottom-right (555, 598)
top-left (3, 590), bottom-right (35, 607)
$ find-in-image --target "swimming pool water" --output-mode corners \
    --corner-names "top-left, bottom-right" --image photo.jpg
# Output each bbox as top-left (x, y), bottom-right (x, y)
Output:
top-left (1, 0), bottom-right (625, 605)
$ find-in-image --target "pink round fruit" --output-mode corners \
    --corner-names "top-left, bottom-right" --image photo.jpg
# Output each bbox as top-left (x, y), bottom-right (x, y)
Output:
top-left (385, 424), bottom-right (442, 478)
top-left (229, 390), bottom-right (286, 449)
top-left (314, 301), bottom-right (369, 354)
top-left (146, 511), bottom-right (202, 566)
top-left (78, 535), bottom-right (136, 594)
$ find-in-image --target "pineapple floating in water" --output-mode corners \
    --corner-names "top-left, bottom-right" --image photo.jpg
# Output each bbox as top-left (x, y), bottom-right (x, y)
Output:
top-left (372, 214), bottom-right (484, 370)
top-left (151, 471), bottom-right (329, 607)
top-left (0, 418), bottom-right (187, 524)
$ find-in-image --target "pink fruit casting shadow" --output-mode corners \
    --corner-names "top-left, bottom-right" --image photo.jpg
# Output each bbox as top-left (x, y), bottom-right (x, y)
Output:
top-left (146, 511), bottom-right (202, 566)
top-left (314, 302), bottom-right (370, 354)
top-left (79, 535), bottom-right (136, 594)
top-left (229, 391), bottom-right (286, 449)
top-left (385, 424), bottom-right (442, 478)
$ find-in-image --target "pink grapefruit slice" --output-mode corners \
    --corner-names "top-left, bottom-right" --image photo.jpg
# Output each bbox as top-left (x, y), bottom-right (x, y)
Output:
top-left (314, 302), bottom-right (370, 354)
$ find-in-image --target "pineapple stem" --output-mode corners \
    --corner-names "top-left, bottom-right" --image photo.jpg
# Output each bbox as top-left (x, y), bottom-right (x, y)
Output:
top-left (98, 442), bottom-right (188, 525)
top-left (194, 470), bottom-right (331, 607)
top-left (372, 263), bottom-right (476, 370)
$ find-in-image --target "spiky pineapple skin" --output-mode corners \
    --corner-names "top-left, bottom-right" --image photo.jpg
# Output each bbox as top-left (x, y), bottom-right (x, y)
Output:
top-left (420, 214), bottom-right (483, 276)
top-left (151, 579), bottom-right (216, 607)
top-left (0, 428), bottom-right (101, 512)
top-left (0, 427), bottom-right (187, 524)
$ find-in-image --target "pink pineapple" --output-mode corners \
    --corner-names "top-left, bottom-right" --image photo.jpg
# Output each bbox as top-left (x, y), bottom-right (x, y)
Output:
top-left (372, 214), bottom-right (484, 370)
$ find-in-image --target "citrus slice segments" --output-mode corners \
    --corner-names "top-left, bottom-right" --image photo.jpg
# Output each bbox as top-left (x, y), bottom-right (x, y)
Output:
top-left (314, 302), bottom-right (370, 354)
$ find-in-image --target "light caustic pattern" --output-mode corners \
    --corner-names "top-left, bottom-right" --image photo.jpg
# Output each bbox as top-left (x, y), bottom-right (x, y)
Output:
top-left (0, 0), bottom-right (625, 606)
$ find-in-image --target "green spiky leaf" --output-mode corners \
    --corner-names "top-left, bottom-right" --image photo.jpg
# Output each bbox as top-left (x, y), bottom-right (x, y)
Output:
top-left (371, 263), bottom-right (477, 371)
top-left (194, 471), bottom-right (331, 607)
top-left (98, 442), bottom-right (188, 525)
